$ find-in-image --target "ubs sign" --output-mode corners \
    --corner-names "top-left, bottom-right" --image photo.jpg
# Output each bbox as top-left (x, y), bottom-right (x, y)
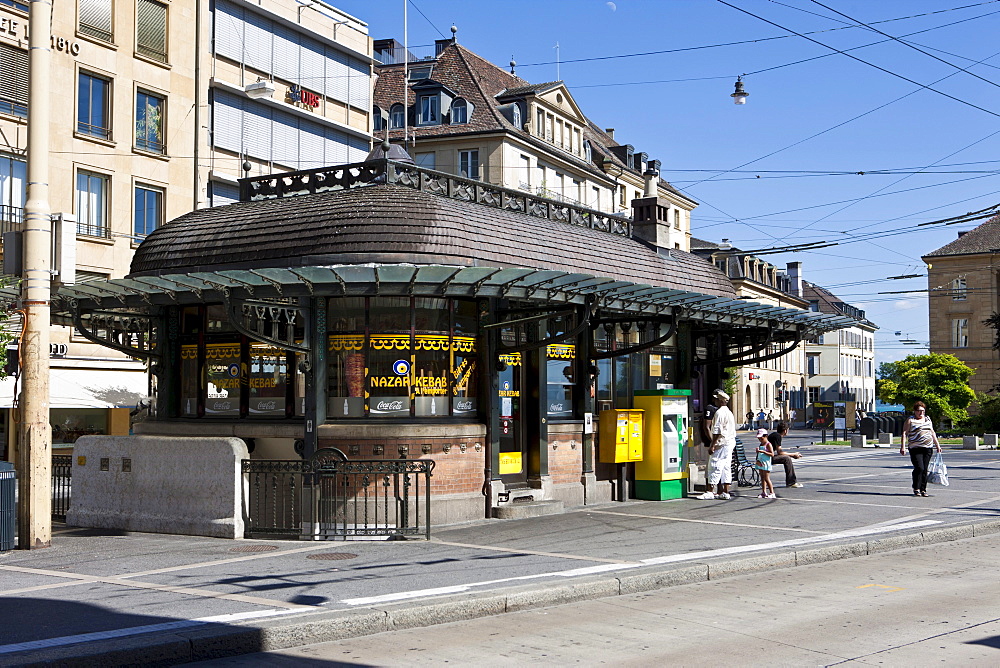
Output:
top-left (287, 85), bottom-right (319, 110)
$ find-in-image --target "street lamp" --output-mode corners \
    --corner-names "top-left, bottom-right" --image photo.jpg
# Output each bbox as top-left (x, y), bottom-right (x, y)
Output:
top-left (731, 76), bottom-right (749, 105)
top-left (244, 79), bottom-right (275, 100)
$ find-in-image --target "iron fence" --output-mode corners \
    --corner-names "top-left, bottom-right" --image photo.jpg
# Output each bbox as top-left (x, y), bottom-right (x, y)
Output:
top-left (242, 450), bottom-right (435, 540)
top-left (52, 455), bottom-right (72, 521)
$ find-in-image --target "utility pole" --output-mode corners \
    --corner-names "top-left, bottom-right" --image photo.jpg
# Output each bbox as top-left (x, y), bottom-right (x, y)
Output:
top-left (18, 0), bottom-right (53, 549)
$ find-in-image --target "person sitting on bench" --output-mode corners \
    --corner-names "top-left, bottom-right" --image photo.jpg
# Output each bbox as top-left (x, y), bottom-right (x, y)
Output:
top-left (768, 422), bottom-right (803, 488)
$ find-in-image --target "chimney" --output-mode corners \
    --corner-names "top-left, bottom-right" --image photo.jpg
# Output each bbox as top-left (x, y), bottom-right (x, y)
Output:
top-left (787, 261), bottom-right (803, 298)
top-left (643, 167), bottom-right (657, 197)
top-left (957, 231), bottom-right (968, 238)
top-left (605, 128), bottom-right (614, 140)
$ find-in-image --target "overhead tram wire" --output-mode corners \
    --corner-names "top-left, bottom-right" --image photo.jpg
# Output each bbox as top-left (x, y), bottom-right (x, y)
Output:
top-left (407, 0), bottom-right (447, 39)
top-left (808, 0), bottom-right (1000, 90)
top-left (514, 0), bottom-right (1000, 68)
top-left (716, 1), bottom-right (1000, 120)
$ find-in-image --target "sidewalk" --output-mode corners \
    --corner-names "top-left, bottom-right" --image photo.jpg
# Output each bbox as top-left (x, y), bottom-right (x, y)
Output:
top-left (1, 443), bottom-right (997, 666)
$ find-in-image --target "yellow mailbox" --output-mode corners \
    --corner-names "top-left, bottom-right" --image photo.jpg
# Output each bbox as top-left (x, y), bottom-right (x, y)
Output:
top-left (598, 409), bottom-right (644, 463)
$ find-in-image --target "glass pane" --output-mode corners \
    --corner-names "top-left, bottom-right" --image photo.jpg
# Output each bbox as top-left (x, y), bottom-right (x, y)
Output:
top-left (248, 343), bottom-right (287, 417)
top-left (205, 342), bottom-right (241, 416)
top-left (206, 304), bottom-right (233, 332)
top-left (368, 332), bottom-right (411, 416)
top-left (369, 296), bottom-right (409, 331)
top-left (328, 334), bottom-right (365, 417)
top-left (546, 343), bottom-right (574, 417)
top-left (180, 344), bottom-right (199, 416)
top-left (451, 334), bottom-right (477, 417)
top-left (414, 334), bottom-right (449, 417)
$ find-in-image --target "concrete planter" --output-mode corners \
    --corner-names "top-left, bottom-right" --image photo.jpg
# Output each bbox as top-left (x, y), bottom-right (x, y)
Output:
top-left (963, 435), bottom-right (982, 450)
top-left (850, 435), bottom-right (867, 448)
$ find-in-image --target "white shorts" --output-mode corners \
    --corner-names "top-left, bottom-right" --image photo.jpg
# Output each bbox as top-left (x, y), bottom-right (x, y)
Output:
top-left (707, 442), bottom-right (735, 485)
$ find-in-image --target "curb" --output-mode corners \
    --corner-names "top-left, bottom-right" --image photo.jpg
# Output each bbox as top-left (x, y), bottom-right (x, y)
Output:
top-left (7, 519), bottom-right (1000, 667)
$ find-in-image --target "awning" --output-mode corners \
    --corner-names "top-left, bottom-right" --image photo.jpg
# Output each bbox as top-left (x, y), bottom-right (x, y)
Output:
top-left (47, 264), bottom-right (860, 335)
top-left (0, 367), bottom-right (148, 409)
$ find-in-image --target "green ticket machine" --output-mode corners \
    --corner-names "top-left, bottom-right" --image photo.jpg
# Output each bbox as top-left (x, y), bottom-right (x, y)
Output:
top-left (633, 389), bottom-right (691, 500)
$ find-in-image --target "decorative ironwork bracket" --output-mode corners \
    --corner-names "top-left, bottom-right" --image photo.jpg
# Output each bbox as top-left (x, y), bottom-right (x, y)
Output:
top-left (591, 315), bottom-right (677, 360)
top-left (492, 299), bottom-right (594, 355)
top-left (694, 323), bottom-right (802, 367)
top-left (224, 299), bottom-right (310, 355)
top-left (71, 305), bottom-right (160, 361)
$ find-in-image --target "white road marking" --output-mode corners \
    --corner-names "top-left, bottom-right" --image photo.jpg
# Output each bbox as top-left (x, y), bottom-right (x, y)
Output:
top-left (586, 510), bottom-right (825, 534)
top-left (0, 609), bottom-right (300, 656)
top-left (341, 519), bottom-right (940, 606)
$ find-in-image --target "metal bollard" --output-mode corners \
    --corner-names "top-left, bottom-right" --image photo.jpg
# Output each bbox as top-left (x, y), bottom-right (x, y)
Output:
top-left (0, 462), bottom-right (15, 552)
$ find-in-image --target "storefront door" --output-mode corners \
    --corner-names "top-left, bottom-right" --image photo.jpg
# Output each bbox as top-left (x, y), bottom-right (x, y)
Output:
top-left (497, 354), bottom-right (527, 486)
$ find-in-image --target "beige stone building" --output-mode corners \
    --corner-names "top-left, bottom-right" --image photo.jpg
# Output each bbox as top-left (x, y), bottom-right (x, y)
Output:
top-left (0, 0), bottom-right (373, 461)
top-left (372, 36), bottom-right (695, 252)
top-left (923, 215), bottom-right (1000, 397)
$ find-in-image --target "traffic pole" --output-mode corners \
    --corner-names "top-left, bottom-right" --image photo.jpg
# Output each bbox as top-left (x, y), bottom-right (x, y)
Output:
top-left (17, 0), bottom-right (53, 549)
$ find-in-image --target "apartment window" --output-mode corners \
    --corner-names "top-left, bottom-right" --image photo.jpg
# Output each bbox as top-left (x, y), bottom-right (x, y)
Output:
top-left (0, 0), bottom-right (28, 11)
top-left (952, 277), bottom-right (967, 301)
top-left (807, 353), bottom-right (820, 375)
top-left (0, 155), bottom-right (26, 224)
top-left (591, 186), bottom-right (600, 209)
top-left (78, 0), bottom-right (113, 42)
top-left (511, 103), bottom-right (520, 128)
top-left (136, 0), bottom-right (167, 62)
top-left (536, 108), bottom-right (544, 137)
top-left (78, 72), bottom-right (111, 140)
top-left (952, 318), bottom-right (969, 348)
top-left (133, 184), bottom-right (162, 238)
top-left (808, 386), bottom-right (819, 404)
top-left (372, 106), bottom-right (383, 132)
top-left (414, 152), bottom-right (435, 169)
top-left (389, 104), bottom-right (404, 129)
top-left (673, 209), bottom-right (681, 229)
top-left (583, 140), bottom-right (592, 163)
top-left (519, 155), bottom-right (530, 190)
top-left (135, 90), bottom-right (164, 154)
top-left (451, 98), bottom-right (468, 124)
top-left (417, 95), bottom-right (439, 125)
top-left (459, 149), bottom-right (479, 180)
top-left (76, 170), bottom-right (109, 238)
top-left (0, 44), bottom-right (28, 118)
top-left (618, 186), bottom-right (625, 208)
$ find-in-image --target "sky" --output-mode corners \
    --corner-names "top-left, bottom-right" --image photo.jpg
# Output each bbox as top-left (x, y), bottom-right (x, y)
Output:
top-left (330, 0), bottom-right (1000, 368)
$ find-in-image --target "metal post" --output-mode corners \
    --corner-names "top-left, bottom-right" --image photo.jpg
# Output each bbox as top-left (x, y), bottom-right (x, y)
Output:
top-left (17, 0), bottom-right (53, 549)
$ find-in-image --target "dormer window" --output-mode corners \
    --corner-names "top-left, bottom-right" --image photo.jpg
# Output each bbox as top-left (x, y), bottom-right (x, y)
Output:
top-left (418, 95), bottom-right (439, 125)
top-left (583, 140), bottom-right (592, 163)
top-left (389, 104), bottom-right (405, 129)
top-left (451, 98), bottom-right (468, 124)
top-left (408, 65), bottom-right (432, 81)
top-left (511, 103), bottom-right (521, 128)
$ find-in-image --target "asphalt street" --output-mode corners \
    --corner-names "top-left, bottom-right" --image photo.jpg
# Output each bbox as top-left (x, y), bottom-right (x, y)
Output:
top-left (1, 435), bottom-right (999, 665)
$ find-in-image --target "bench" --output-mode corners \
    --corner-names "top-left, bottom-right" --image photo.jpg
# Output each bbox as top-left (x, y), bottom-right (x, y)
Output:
top-left (731, 437), bottom-right (760, 488)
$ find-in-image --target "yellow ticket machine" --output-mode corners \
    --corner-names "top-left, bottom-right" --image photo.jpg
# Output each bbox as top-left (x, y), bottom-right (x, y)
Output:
top-left (598, 409), bottom-right (644, 463)
top-left (633, 389), bottom-right (691, 500)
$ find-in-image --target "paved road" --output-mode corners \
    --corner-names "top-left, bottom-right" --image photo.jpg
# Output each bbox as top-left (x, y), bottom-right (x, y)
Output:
top-left (194, 531), bottom-right (1000, 666)
top-left (1, 440), bottom-right (998, 664)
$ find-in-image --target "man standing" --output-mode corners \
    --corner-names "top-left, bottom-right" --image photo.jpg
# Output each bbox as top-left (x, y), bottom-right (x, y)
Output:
top-left (756, 409), bottom-right (767, 430)
top-left (768, 421), bottom-right (803, 488)
top-left (697, 389), bottom-right (737, 500)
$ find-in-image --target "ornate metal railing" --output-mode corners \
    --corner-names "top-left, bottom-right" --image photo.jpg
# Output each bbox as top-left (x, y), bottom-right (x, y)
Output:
top-left (239, 159), bottom-right (632, 238)
top-left (52, 455), bottom-right (73, 521)
top-left (242, 452), bottom-right (435, 540)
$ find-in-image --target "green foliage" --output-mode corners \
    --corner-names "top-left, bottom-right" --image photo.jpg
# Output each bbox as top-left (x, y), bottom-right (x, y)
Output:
top-left (984, 311), bottom-right (1000, 351)
top-left (876, 353), bottom-right (976, 424)
top-left (960, 393), bottom-right (1000, 434)
top-left (722, 367), bottom-right (738, 400)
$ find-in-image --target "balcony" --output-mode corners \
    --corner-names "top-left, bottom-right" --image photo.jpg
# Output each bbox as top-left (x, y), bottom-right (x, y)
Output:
top-left (0, 205), bottom-right (23, 235)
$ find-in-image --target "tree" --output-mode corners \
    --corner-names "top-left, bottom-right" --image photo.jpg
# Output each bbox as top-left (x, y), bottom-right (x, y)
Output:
top-left (984, 311), bottom-right (1000, 393)
top-left (876, 353), bottom-right (976, 424)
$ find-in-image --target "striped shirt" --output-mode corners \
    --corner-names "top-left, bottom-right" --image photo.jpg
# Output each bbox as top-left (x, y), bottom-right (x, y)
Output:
top-left (905, 415), bottom-right (936, 448)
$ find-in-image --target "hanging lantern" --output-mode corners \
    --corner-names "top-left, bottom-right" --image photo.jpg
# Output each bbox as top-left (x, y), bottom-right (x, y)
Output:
top-left (731, 77), bottom-right (749, 105)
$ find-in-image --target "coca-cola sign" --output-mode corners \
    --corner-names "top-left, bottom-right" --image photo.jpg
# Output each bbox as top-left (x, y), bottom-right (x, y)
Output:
top-left (455, 400), bottom-right (473, 411)
top-left (377, 400), bottom-right (404, 411)
top-left (370, 396), bottom-right (410, 415)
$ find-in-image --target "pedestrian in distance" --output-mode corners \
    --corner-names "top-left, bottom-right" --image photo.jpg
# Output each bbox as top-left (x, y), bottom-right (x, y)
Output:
top-left (757, 409), bottom-right (767, 430)
top-left (766, 410), bottom-right (774, 430)
top-left (754, 428), bottom-right (776, 498)
top-left (769, 421), bottom-right (803, 488)
top-left (745, 410), bottom-right (754, 431)
top-left (900, 400), bottom-right (941, 497)
top-left (696, 389), bottom-right (737, 500)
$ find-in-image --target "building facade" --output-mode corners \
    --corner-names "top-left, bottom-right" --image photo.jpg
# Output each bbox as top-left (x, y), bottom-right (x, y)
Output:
top-left (372, 35), bottom-right (695, 251)
top-left (923, 215), bottom-right (1000, 397)
top-left (802, 281), bottom-right (877, 419)
top-left (0, 0), bottom-right (374, 462)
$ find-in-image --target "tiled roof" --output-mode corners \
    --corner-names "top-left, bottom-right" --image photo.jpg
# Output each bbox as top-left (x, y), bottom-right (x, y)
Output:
top-left (499, 81), bottom-right (562, 97)
top-left (131, 183), bottom-right (736, 298)
top-left (923, 214), bottom-right (1000, 257)
top-left (802, 281), bottom-right (876, 328)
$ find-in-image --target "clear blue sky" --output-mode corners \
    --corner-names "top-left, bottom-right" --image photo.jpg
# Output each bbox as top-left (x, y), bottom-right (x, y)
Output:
top-left (332, 0), bottom-right (1000, 368)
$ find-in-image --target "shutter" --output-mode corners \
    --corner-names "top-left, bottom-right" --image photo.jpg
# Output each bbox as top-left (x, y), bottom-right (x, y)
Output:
top-left (300, 40), bottom-right (325, 96)
top-left (271, 23), bottom-right (300, 84)
top-left (213, 0), bottom-right (244, 62)
top-left (324, 126), bottom-right (348, 166)
top-left (347, 56), bottom-right (370, 111)
top-left (136, 0), bottom-right (167, 62)
top-left (299, 123), bottom-right (325, 170)
top-left (242, 9), bottom-right (273, 75)
top-left (0, 44), bottom-right (28, 109)
top-left (211, 90), bottom-right (243, 154)
top-left (348, 136), bottom-right (370, 164)
top-left (210, 182), bottom-right (240, 207)
top-left (271, 112), bottom-right (299, 169)
top-left (325, 47), bottom-right (349, 103)
top-left (243, 102), bottom-right (272, 162)
top-left (78, 0), bottom-right (112, 41)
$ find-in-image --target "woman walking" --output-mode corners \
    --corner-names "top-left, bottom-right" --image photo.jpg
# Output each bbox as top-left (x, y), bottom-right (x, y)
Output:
top-left (900, 401), bottom-right (941, 497)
